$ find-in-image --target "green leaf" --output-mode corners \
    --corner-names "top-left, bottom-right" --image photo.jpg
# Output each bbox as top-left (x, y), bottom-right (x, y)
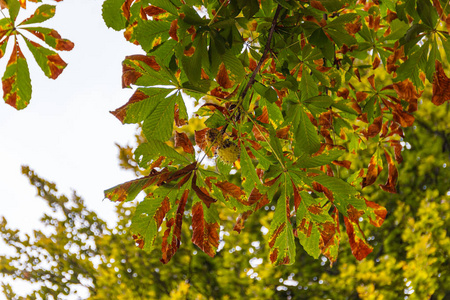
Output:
top-left (240, 144), bottom-right (261, 193)
top-left (416, 0), bottom-right (438, 28)
top-left (296, 149), bottom-right (345, 168)
top-left (23, 37), bottom-right (67, 79)
top-left (294, 105), bottom-right (320, 155)
top-left (18, 4), bottom-right (56, 25)
top-left (135, 140), bottom-right (190, 168)
top-left (135, 19), bottom-right (171, 52)
top-left (181, 33), bottom-right (207, 85)
top-left (303, 95), bottom-right (334, 108)
top-left (110, 88), bottom-right (172, 124)
top-left (142, 92), bottom-right (179, 141)
top-left (2, 39), bottom-right (32, 110)
top-left (150, 0), bottom-right (179, 15)
top-left (8, 0), bottom-right (20, 22)
top-left (102, 0), bottom-right (127, 31)
top-left (379, 19), bottom-right (409, 41)
top-left (300, 69), bottom-right (318, 101)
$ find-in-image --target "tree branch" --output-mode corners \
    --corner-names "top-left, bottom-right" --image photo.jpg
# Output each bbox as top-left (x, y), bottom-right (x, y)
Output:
top-left (239, 4), bottom-right (283, 101)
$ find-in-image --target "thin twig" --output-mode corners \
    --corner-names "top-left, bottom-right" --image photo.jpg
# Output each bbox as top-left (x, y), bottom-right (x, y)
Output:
top-left (239, 4), bottom-right (283, 102)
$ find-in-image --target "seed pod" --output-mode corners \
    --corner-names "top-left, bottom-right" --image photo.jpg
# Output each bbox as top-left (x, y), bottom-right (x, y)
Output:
top-left (205, 128), bottom-right (223, 147)
top-left (217, 139), bottom-right (240, 164)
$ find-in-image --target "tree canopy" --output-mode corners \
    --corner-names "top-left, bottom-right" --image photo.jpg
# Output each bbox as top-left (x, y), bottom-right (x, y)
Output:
top-left (99, 0), bottom-right (449, 266)
top-left (0, 0), bottom-right (449, 297)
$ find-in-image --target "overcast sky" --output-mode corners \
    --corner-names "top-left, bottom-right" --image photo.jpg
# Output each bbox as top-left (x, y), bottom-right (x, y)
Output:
top-left (0, 0), bottom-right (144, 296)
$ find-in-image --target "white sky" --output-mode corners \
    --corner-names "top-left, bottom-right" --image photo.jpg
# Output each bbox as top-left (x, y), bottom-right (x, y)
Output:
top-left (0, 0), bottom-right (144, 296)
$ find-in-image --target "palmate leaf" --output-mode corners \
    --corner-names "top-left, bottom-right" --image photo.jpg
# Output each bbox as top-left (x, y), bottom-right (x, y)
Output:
top-left (23, 37), bottom-right (67, 79)
top-left (2, 38), bottom-right (31, 109)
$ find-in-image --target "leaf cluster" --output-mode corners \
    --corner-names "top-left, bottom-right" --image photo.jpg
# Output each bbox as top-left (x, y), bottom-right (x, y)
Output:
top-left (102, 0), bottom-right (450, 266)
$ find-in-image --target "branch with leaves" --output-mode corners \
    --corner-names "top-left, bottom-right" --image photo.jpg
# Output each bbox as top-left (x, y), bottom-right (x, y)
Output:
top-left (102, 0), bottom-right (450, 266)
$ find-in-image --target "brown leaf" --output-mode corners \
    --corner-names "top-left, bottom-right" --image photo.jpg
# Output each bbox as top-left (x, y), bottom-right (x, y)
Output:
top-left (174, 103), bottom-right (188, 127)
top-left (332, 160), bottom-right (352, 169)
top-left (159, 162), bottom-right (197, 186)
top-left (216, 63), bottom-right (233, 89)
top-left (161, 190), bottom-right (189, 263)
top-left (194, 128), bottom-right (208, 152)
top-left (215, 181), bottom-right (246, 201)
top-left (174, 131), bottom-right (194, 154)
top-left (276, 125), bottom-right (291, 140)
top-left (379, 150), bottom-right (398, 193)
top-left (143, 5), bottom-right (167, 16)
top-left (192, 172), bottom-right (216, 208)
top-left (310, 0), bottom-right (326, 11)
top-left (252, 124), bottom-right (270, 141)
top-left (362, 154), bottom-right (383, 188)
top-left (169, 19), bottom-right (178, 41)
top-left (390, 140), bottom-right (403, 163)
top-left (356, 91), bottom-right (368, 102)
top-left (318, 212), bottom-right (340, 266)
top-left (233, 210), bottom-right (253, 233)
top-left (365, 200), bottom-right (387, 227)
top-left (372, 56), bottom-right (381, 69)
top-left (366, 115), bottom-right (383, 138)
top-left (0, 0), bottom-right (7, 9)
top-left (121, 0), bottom-right (133, 20)
top-left (393, 107), bottom-right (415, 127)
top-left (184, 46), bottom-right (195, 57)
top-left (393, 79), bottom-right (421, 112)
top-left (432, 0), bottom-right (444, 20)
top-left (191, 202), bottom-right (220, 257)
top-left (256, 106), bottom-right (269, 124)
top-left (432, 60), bottom-right (450, 106)
top-left (344, 216), bottom-right (373, 260)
